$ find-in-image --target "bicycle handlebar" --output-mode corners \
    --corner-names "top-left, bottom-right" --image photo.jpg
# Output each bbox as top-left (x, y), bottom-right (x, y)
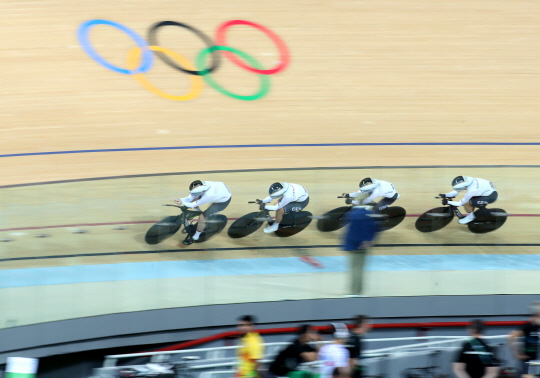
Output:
top-left (164, 204), bottom-right (202, 214)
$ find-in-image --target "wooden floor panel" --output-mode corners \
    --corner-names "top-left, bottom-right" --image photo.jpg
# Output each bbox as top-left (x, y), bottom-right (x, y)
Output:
top-left (1, 0), bottom-right (539, 325)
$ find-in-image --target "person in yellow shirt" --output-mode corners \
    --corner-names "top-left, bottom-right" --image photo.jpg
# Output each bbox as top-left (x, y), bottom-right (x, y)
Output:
top-left (236, 315), bottom-right (264, 378)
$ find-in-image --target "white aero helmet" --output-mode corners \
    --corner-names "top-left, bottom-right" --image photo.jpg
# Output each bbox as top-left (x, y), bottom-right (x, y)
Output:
top-left (269, 182), bottom-right (289, 198)
top-left (189, 180), bottom-right (211, 195)
top-left (451, 176), bottom-right (474, 191)
top-left (359, 177), bottom-right (380, 193)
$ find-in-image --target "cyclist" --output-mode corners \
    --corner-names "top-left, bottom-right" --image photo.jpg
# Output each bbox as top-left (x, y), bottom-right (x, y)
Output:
top-left (442, 176), bottom-right (498, 224)
top-left (260, 182), bottom-right (309, 233)
top-left (344, 178), bottom-right (400, 212)
top-left (174, 180), bottom-right (231, 241)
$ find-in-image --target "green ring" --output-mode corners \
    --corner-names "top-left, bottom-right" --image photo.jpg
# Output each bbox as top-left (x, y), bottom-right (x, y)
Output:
top-left (196, 46), bottom-right (271, 101)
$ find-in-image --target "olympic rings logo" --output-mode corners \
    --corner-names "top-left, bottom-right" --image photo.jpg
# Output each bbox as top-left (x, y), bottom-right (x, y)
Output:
top-left (77, 19), bottom-right (290, 101)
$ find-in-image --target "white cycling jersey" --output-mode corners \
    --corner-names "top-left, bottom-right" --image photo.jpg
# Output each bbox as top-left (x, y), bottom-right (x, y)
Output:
top-left (349, 180), bottom-right (397, 205)
top-left (180, 181), bottom-right (231, 208)
top-left (262, 183), bottom-right (309, 211)
top-left (446, 177), bottom-right (496, 206)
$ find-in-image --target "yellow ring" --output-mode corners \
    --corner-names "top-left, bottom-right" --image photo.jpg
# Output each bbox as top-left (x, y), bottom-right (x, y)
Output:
top-left (127, 46), bottom-right (203, 101)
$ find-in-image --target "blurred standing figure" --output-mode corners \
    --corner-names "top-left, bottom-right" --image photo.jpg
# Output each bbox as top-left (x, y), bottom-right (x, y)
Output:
top-left (237, 315), bottom-right (264, 378)
top-left (508, 302), bottom-right (540, 376)
top-left (343, 207), bottom-right (379, 296)
top-left (267, 324), bottom-right (320, 378)
top-left (453, 320), bottom-right (499, 378)
top-left (347, 315), bottom-right (372, 378)
top-left (319, 323), bottom-right (351, 378)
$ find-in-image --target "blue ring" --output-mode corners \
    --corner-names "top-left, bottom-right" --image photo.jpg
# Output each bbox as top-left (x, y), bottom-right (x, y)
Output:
top-left (77, 19), bottom-right (153, 75)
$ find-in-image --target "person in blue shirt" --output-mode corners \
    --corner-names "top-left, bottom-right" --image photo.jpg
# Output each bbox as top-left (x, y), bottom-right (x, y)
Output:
top-left (343, 206), bottom-right (379, 296)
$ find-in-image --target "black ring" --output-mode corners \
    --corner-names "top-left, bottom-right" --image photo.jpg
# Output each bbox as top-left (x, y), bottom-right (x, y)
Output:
top-left (147, 21), bottom-right (220, 76)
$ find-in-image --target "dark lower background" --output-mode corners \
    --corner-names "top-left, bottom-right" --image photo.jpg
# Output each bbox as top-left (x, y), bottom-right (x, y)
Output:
top-left (0, 294), bottom-right (535, 378)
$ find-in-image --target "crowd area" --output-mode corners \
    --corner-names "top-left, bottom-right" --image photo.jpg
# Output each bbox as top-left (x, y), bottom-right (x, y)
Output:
top-left (235, 305), bottom-right (540, 378)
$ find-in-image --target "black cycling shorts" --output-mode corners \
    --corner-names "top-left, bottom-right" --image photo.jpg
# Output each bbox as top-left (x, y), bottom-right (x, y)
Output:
top-left (375, 193), bottom-right (399, 212)
top-left (469, 191), bottom-right (498, 207)
top-left (203, 197), bottom-right (231, 218)
top-left (283, 197), bottom-right (309, 214)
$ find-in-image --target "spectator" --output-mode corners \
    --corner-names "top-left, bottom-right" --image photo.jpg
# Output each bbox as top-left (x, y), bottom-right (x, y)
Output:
top-left (508, 301), bottom-right (540, 376)
top-left (347, 315), bottom-right (372, 378)
top-left (319, 323), bottom-right (351, 378)
top-left (237, 315), bottom-right (264, 378)
top-left (267, 324), bottom-right (321, 378)
top-left (343, 206), bottom-right (379, 296)
top-left (453, 320), bottom-right (498, 378)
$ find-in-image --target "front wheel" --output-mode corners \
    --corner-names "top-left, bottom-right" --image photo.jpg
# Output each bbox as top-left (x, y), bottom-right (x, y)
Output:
top-left (415, 206), bottom-right (454, 232)
top-left (145, 215), bottom-right (182, 245)
top-left (227, 212), bottom-right (266, 238)
top-left (316, 206), bottom-right (352, 232)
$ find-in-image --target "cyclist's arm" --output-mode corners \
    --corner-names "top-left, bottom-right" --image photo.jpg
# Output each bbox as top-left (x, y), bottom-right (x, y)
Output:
top-left (349, 191), bottom-right (363, 198)
top-left (266, 196), bottom-right (293, 211)
top-left (449, 191), bottom-right (473, 207)
top-left (180, 194), bottom-right (195, 203)
top-left (262, 196), bottom-right (273, 204)
top-left (362, 192), bottom-right (378, 205)
top-left (183, 193), bottom-right (214, 208)
top-left (445, 190), bottom-right (459, 198)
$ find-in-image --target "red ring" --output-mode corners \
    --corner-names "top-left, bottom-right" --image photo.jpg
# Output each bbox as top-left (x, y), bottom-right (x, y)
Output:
top-left (215, 20), bottom-right (290, 75)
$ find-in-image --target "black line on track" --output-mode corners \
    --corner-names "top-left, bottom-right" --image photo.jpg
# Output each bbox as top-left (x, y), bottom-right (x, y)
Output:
top-left (4, 243), bottom-right (540, 263)
top-left (2, 165), bottom-right (539, 189)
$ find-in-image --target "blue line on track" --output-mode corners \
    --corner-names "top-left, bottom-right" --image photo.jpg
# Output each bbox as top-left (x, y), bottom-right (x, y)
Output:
top-left (3, 254), bottom-right (540, 289)
top-left (2, 142), bottom-right (539, 158)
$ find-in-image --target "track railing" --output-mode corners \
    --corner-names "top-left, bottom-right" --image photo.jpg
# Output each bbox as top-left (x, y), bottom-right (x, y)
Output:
top-left (91, 335), bottom-right (509, 378)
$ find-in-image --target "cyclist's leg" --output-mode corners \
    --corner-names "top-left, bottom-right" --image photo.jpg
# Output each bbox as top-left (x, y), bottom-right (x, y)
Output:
top-left (196, 198), bottom-right (231, 237)
top-left (275, 208), bottom-right (284, 223)
top-left (202, 198), bottom-right (231, 221)
top-left (197, 213), bottom-right (206, 231)
top-left (468, 191), bottom-right (498, 220)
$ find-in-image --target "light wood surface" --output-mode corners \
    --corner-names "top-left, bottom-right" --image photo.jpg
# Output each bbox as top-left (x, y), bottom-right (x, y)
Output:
top-left (1, 0), bottom-right (539, 326)
top-left (2, 0), bottom-right (540, 184)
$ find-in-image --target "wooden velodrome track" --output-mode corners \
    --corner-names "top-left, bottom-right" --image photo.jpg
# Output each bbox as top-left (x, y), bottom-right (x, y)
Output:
top-left (1, 0), bottom-right (540, 326)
